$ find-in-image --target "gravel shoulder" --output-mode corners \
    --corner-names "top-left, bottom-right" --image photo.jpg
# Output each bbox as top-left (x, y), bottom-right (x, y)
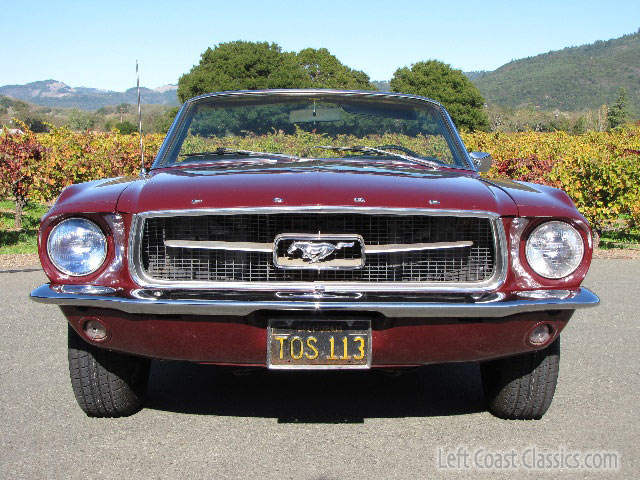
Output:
top-left (592, 248), bottom-right (640, 259)
top-left (0, 253), bottom-right (41, 270)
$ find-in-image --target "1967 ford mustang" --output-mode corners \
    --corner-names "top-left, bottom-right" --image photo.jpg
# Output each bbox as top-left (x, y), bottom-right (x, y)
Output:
top-left (31, 89), bottom-right (599, 419)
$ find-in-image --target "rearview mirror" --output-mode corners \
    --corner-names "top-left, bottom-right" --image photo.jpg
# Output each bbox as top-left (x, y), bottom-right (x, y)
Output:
top-left (469, 151), bottom-right (493, 172)
top-left (289, 108), bottom-right (342, 123)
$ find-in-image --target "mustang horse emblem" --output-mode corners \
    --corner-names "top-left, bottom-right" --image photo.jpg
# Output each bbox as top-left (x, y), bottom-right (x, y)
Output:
top-left (287, 241), bottom-right (355, 263)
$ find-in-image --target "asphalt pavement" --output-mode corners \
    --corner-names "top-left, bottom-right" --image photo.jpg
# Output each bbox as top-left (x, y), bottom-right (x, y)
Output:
top-left (1, 260), bottom-right (638, 479)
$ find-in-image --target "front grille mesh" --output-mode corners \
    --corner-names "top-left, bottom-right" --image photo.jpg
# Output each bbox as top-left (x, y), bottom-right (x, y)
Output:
top-left (140, 213), bottom-right (496, 283)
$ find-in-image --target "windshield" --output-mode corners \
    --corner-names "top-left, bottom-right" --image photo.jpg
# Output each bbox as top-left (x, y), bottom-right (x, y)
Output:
top-left (155, 92), bottom-right (470, 169)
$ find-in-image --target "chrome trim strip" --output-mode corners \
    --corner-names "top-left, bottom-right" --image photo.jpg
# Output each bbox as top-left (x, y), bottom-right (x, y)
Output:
top-left (30, 284), bottom-right (600, 318)
top-left (165, 238), bottom-right (473, 254)
top-left (132, 206), bottom-right (501, 218)
top-left (164, 240), bottom-right (272, 252)
top-left (128, 207), bottom-right (507, 293)
top-left (55, 285), bottom-right (117, 295)
top-left (365, 241), bottom-right (473, 253)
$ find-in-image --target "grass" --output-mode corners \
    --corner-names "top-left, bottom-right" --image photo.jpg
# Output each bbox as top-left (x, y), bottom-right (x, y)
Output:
top-left (0, 200), bottom-right (48, 254)
top-left (599, 228), bottom-right (640, 250)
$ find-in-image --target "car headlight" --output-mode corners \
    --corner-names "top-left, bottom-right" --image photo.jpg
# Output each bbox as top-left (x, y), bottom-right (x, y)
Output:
top-left (47, 218), bottom-right (107, 276)
top-left (525, 221), bottom-right (584, 279)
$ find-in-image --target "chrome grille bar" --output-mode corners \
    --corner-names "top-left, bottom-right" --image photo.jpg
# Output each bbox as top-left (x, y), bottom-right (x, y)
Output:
top-left (164, 240), bottom-right (272, 252)
top-left (164, 239), bottom-right (474, 253)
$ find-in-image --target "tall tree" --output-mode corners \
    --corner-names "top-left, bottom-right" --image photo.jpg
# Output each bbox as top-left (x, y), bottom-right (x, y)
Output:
top-left (390, 60), bottom-right (489, 131)
top-left (608, 87), bottom-right (630, 129)
top-left (177, 41), bottom-right (308, 102)
top-left (295, 48), bottom-right (374, 90)
top-left (178, 42), bottom-right (378, 102)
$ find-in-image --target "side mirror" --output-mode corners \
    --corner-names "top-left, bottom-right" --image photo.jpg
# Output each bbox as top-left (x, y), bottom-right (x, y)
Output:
top-left (469, 151), bottom-right (493, 173)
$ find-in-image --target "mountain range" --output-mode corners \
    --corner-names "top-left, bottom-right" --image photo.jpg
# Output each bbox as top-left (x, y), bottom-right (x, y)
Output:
top-left (0, 80), bottom-right (179, 110)
top-left (471, 30), bottom-right (640, 115)
top-left (2, 29), bottom-right (638, 115)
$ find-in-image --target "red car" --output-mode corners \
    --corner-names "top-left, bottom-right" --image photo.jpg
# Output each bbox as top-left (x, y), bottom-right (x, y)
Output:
top-left (31, 90), bottom-right (599, 419)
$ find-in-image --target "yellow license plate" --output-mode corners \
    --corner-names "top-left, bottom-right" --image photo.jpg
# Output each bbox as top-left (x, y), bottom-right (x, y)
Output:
top-left (267, 320), bottom-right (371, 369)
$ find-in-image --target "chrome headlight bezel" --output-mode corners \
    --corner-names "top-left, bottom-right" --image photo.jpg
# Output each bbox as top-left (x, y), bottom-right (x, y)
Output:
top-left (46, 217), bottom-right (107, 277)
top-left (525, 220), bottom-right (584, 279)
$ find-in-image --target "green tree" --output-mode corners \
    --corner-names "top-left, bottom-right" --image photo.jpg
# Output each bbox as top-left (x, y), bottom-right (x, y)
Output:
top-left (115, 120), bottom-right (137, 134)
top-left (0, 96), bottom-right (12, 108)
top-left (22, 117), bottom-right (49, 133)
top-left (177, 41), bottom-right (308, 102)
top-left (13, 109), bottom-right (49, 133)
top-left (151, 107), bottom-right (180, 133)
top-left (295, 48), bottom-right (374, 89)
top-left (116, 103), bottom-right (131, 122)
top-left (68, 109), bottom-right (96, 131)
top-left (608, 87), bottom-right (630, 129)
top-left (572, 116), bottom-right (587, 134)
top-left (390, 60), bottom-right (489, 131)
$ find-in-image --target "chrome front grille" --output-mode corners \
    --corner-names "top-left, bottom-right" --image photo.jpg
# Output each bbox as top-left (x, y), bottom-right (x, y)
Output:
top-left (136, 211), bottom-right (499, 286)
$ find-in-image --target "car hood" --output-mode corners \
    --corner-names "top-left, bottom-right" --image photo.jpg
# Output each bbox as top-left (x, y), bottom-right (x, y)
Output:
top-left (49, 177), bottom-right (139, 214)
top-left (481, 178), bottom-right (587, 219)
top-left (116, 160), bottom-right (519, 215)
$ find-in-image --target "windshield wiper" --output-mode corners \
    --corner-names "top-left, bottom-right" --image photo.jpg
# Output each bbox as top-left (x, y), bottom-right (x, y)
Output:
top-left (180, 147), bottom-right (299, 161)
top-left (313, 145), bottom-right (442, 170)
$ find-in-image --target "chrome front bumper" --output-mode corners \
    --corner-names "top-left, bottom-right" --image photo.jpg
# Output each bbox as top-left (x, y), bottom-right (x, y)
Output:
top-left (30, 284), bottom-right (599, 318)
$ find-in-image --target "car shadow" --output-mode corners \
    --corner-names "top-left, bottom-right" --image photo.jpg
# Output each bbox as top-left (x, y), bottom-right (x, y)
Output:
top-left (145, 361), bottom-right (486, 423)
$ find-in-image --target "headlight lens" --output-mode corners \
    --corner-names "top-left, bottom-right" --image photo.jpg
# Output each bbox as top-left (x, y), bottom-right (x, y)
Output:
top-left (47, 218), bottom-right (107, 276)
top-left (525, 221), bottom-right (584, 279)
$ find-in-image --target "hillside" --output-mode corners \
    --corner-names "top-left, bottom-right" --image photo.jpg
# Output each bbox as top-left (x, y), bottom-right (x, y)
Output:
top-left (463, 71), bottom-right (488, 81)
top-left (472, 30), bottom-right (640, 115)
top-left (0, 80), bottom-right (180, 110)
top-left (0, 94), bottom-right (176, 134)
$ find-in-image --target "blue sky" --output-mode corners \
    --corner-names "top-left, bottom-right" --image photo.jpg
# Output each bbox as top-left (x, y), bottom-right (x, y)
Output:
top-left (2, 0), bottom-right (639, 91)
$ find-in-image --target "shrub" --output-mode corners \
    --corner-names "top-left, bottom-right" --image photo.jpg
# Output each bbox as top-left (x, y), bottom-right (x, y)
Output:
top-left (0, 126), bottom-right (46, 227)
top-left (462, 127), bottom-right (640, 232)
top-left (0, 126), bottom-right (638, 234)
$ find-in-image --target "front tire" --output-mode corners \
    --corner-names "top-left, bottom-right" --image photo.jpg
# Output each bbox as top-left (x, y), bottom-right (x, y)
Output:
top-left (68, 324), bottom-right (151, 417)
top-left (481, 338), bottom-right (560, 420)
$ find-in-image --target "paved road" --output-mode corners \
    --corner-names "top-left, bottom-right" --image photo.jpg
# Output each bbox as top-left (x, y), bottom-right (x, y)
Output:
top-left (1, 260), bottom-right (638, 479)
